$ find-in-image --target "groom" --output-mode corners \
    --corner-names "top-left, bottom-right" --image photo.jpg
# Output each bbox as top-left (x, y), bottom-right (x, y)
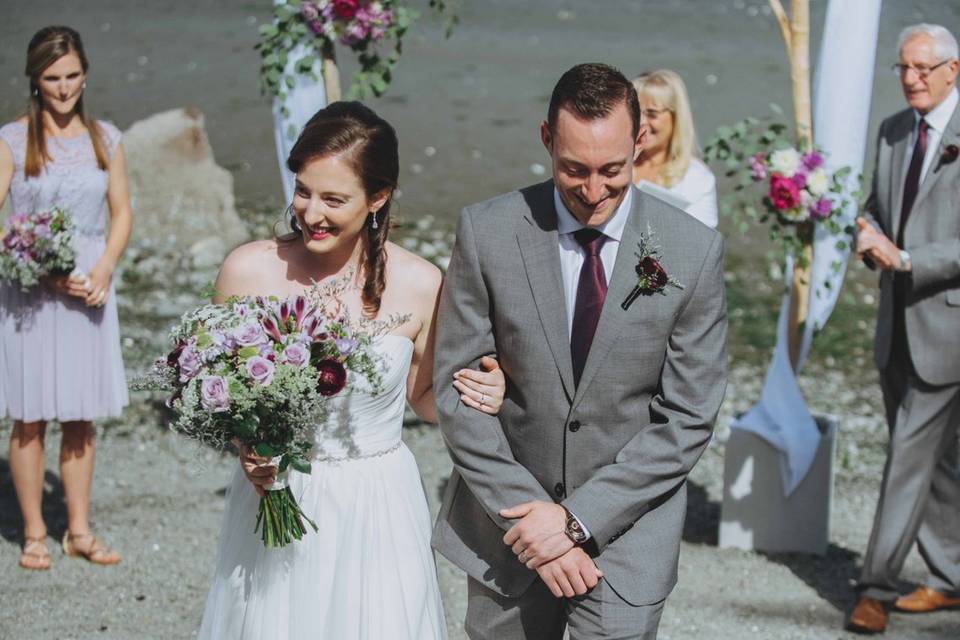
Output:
top-left (432, 63), bottom-right (728, 639)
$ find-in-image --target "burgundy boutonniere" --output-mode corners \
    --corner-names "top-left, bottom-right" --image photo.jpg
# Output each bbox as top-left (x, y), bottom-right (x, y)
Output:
top-left (940, 143), bottom-right (959, 167)
top-left (621, 224), bottom-right (684, 310)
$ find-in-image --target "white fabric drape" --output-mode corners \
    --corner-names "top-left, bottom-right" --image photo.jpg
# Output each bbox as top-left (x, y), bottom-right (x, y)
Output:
top-left (732, 0), bottom-right (882, 494)
top-left (272, 1), bottom-right (328, 204)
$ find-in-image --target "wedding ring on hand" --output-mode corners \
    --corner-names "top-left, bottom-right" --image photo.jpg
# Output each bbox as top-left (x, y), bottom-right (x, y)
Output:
top-left (480, 393), bottom-right (487, 406)
top-left (518, 550), bottom-right (529, 563)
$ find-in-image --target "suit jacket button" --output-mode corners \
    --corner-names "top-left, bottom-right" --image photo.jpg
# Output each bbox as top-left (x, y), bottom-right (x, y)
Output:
top-left (569, 420), bottom-right (581, 432)
top-left (554, 482), bottom-right (565, 497)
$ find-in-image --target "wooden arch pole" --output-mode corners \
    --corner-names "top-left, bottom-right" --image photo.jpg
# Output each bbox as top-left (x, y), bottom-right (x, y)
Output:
top-left (322, 41), bottom-right (342, 103)
top-left (770, 0), bottom-right (814, 370)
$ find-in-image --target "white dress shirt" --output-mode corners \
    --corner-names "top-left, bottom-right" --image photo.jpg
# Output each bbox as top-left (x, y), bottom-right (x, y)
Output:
top-left (905, 87), bottom-right (959, 183)
top-left (555, 186), bottom-right (633, 337)
top-left (552, 186), bottom-right (634, 542)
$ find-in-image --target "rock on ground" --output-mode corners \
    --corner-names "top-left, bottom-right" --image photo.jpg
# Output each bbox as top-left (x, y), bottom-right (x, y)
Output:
top-left (123, 107), bottom-right (248, 259)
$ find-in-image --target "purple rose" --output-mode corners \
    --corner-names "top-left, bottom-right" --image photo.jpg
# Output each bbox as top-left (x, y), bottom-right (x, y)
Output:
top-left (200, 376), bottom-right (230, 412)
top-left (301, 1), bottom-right (320, 21)
top-left (810, 198), bottom-right (833, 221)
top-left (802, 151), bottom-right (824, 171)
top-left (33, 223), bottom-right (51, 239)
top-left (177, 346), bottom-right (202, 381)
top-left (245, 356), bottom-right (275, 386)
top-left (791, 170), bottom-right (808, 189)
top-left (281, 342), bottom-right (310, 367)
top-left (233, 322), bottom-right (267, 347)
top-left (335, 337), bottom-right (357, 356)
top-left (750, 153), bottom-right (767, 181)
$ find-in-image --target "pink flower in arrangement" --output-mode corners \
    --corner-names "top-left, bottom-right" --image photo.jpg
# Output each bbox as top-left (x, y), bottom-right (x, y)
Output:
top-left (33, 223), bottom-right (51, 239)
top-left (809, 198), bottom-right (833, 220)
top-left (750, 153), bottom-right (767, 181)
top-left (332, 0), bottom-right (360, 19)
top-left (802, 151), bottom-right (824, 171)
top-left (178, 346), bottom-right (202, 381)
top-left (791, 170), bottom-right (808, 190)
top-left (301, 1), bottom-right (320, 21)
top-left (769, 174), bottom-right (801, 211)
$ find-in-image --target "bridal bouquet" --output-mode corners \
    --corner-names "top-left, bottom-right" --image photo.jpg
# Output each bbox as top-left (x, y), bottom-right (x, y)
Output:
top-left (138, 288), bottom-right (383, 548)
top-left (0, 207), bottom-right (77, 291)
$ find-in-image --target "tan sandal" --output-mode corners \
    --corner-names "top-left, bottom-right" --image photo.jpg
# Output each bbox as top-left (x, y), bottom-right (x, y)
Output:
top-left (19, 536), bottom-right (52, 571)
top-left (62, 532), bottom-right (121, 566)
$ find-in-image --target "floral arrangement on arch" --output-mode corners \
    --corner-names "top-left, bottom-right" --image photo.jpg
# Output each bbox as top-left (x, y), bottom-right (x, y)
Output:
top-left (704, 114), bottom-right (859, 268)
top-left (258, 0), bottom-right (457, 106)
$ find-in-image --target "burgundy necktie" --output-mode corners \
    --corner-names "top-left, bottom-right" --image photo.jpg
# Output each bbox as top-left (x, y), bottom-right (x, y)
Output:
top-left (898, 118), bottom-right (929, 247)
top-left (570, 228), bottom-right (608, 385)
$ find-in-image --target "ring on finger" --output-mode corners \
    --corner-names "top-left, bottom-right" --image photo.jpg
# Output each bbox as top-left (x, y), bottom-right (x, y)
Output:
top-left (480, 393), bottom-right (487, 406)
top-left (518, 550), bottom-right (528, 563)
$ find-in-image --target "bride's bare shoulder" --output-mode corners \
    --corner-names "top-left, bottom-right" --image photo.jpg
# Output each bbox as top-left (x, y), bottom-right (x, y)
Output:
top-left (385, 241), bottom-right (442, 298)
top-left (214, 239), bottom-right (283, 299)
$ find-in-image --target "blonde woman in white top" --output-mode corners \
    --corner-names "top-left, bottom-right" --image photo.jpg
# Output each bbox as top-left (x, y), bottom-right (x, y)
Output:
top-left (632, 70), bottom-right (718, 228)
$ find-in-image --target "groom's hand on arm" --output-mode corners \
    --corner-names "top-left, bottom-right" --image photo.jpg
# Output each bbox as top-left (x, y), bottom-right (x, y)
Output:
top-left (500, 501), bottom-right (572, 568)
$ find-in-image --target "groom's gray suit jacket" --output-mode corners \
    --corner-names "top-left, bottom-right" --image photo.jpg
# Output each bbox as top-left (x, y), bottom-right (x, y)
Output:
top-left (862, 104), bottom-right (960, 385)
top-left (432, 181), bottom-right (728, 606)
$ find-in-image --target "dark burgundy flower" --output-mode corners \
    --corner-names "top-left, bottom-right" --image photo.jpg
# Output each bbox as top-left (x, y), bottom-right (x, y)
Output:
top-left (332, 0), bottom-right (359, 19)
top-left (638, 256), bottom-right (669, 289)
top-left (316, 359), bottom-right (347, 396)
top-left (166, 341), bottom-right (186, 367)
top-left (942, 144), bottom-right (959, 165)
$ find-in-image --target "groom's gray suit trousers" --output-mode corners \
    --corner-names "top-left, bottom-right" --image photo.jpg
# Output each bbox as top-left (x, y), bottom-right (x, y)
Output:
top-left (464, 576), bottom-right (664, 640)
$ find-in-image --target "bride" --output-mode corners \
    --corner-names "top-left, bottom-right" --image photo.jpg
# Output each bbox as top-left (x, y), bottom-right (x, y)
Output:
top-left (197, 101), bottom-right (505, 639)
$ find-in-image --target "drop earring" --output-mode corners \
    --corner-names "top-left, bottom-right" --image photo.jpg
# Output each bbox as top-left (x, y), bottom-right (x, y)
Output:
top-left (370, 211), bottom-right (379, 230)
top-left (82, 81), bottom-right (87, 90)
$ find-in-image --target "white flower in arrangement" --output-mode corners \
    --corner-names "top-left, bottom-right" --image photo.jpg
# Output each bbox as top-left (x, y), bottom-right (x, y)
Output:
top-left (806, 168), bottom-right (829, 197)
top-left (770, 148), bottom-right (802, 176)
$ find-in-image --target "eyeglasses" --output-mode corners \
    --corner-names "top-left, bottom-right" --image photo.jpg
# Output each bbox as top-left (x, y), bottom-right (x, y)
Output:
top-left (641, 108), bottom-right (671, 120)
top-left (891, 59), bottom-right (952, 79)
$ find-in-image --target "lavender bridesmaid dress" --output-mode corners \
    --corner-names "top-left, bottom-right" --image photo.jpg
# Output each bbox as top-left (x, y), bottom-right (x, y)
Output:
top-left (0, 120), bottom-right (128, 422)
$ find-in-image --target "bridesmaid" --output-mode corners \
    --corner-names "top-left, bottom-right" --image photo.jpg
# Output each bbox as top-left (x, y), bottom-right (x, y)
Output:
top-left (0, 26), bottom-right (131, 569)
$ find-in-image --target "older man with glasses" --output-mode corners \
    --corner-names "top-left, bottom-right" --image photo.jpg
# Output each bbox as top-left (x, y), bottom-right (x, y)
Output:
top-left (849, 22), bottom-right (960, 635)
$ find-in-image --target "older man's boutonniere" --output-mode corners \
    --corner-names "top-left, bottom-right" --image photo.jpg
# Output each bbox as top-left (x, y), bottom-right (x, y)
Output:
top-left (621, 224), bottom-right (684, 310)
top-left (939, 143), bottom-right (960, 169)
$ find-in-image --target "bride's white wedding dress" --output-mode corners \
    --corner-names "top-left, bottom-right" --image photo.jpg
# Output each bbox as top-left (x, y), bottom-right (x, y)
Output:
top-left (198, 335), bottom-right (446, 639)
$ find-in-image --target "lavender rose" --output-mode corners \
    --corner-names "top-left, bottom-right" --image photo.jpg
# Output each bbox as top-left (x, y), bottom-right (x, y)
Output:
top-left (335, 337), bottom-right (357, 356)
top-left (234, 322), bottom-right (268, 347)
top-left (281, 342), bottom-right (310, 367)
top-left (245, 356), bottom-right (276, 386)
top-left (200, 376), bottom-right (230, 412)
top-left (177, 345), bottom-right (202, 381)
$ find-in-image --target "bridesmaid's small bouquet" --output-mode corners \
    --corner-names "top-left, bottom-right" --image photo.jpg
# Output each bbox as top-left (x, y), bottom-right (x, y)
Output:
top-left (0, 207), bottom-right (77, 291)
top-left (137, 285), bottom-right (385, 548)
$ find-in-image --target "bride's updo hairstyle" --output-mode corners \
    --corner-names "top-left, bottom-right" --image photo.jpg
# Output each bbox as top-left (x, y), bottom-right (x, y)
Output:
top-left (286, 101), bottom-right (399, 317)
top-left (24, 26), bottom-right (109, 178)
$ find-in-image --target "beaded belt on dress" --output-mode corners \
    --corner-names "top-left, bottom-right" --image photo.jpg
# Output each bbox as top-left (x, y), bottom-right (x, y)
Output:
top-left (313, 441), bottom-right (402, 463)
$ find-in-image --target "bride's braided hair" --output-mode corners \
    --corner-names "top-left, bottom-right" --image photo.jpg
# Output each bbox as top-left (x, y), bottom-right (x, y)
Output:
top-left (286, 101), bottom-right (399, 316)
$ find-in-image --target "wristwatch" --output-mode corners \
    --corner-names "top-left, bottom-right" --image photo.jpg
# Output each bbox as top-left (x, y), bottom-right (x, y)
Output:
top-left (897, 249), bottom-right (911, 272)
top-left (562, 506), bottom-right (588, 545)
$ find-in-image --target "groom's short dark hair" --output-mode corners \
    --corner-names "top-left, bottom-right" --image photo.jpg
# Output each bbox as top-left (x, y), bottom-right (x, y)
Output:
top-left (547, 63), bottom-right (641, 137)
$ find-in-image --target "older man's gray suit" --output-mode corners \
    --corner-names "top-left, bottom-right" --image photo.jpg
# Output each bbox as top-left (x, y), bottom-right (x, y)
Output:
top-left (859, 104), bottom-right (960, 601)
top-left (432, 181), bottom-right (727, 638)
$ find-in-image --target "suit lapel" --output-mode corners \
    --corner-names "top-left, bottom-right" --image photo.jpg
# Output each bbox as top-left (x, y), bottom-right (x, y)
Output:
top-left (912, 103), bottom-right (960, 213)
top-left (571, 191), bottom-right (644, 409)
top-left (517, 185), bottom-right (576, 400)
top-left (889, 112), bottom-right (913, 236)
